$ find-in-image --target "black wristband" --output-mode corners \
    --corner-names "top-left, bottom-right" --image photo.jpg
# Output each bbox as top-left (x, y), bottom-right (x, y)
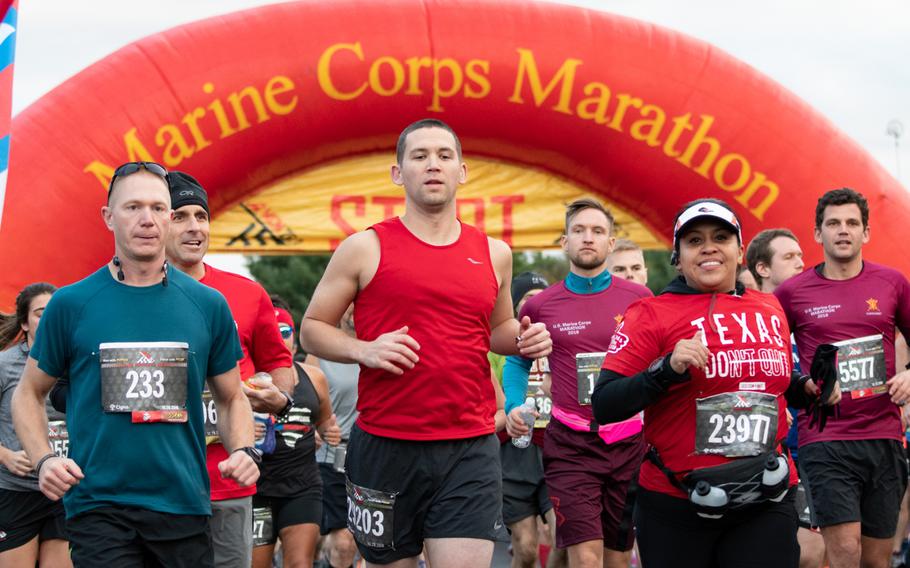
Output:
top-left (34, 452), bottom-right (58, 476)
top-left (232, 446), bottom-right (263, 464)
top-left (647, 353), bottom-right (690, 388)
top-left (275, 391), bottom-right (294, 418)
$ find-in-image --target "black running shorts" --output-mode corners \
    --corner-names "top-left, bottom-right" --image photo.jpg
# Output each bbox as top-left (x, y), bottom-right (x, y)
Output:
top-left (345, 425), bottom-right (502, 564)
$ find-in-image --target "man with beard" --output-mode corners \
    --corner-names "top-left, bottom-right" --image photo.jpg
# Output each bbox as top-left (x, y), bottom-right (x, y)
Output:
top-left (504, 198), bottom-right (652, 568)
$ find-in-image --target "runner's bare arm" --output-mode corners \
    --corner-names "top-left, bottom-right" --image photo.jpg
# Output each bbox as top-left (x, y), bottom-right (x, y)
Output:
top-left (11, 358), bottom-right (83, 500)
top-left (208, 364), bottom-right (259, 486)
top-left (491, 370), bottom-right (506, 433)
top-left (305, 362), bottom-right (341, 445)
top-left (301, 232), bottom-right (421, 374)
top-left (487, 238), bottom-right (552, 358)
top-left (268, 366), bottom-right (296, 393)
top-left (208, 364), bottom-right (255, 451)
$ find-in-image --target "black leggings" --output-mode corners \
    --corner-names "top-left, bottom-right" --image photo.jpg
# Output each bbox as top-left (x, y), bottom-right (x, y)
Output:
top-left (635, 487), bottom-right (799, 568)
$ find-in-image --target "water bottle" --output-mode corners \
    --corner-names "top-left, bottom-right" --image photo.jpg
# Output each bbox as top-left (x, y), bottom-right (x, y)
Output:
top-left (762, 454), bottom-right (790, 501)
top-left (333, 439), bottom-right (348, 473)
top-left (512, 402), bottom-right (536, 448)
top-left (689, 481), bottom-right (728, 518)
top-left (253, 412), bottom-right (276, 454)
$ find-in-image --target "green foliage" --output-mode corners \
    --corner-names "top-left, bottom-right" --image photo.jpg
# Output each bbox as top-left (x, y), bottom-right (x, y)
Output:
top-left (512, 251), bottom-right (568, 285)
top-left (642, 250), bottom-right (676, 295)
top-left (246, 255), bottom-right (331, 325)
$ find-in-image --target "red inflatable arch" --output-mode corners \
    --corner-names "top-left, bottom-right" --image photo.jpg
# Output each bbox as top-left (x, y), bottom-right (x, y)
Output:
top-left (0, 0), bottom-right (906, 307)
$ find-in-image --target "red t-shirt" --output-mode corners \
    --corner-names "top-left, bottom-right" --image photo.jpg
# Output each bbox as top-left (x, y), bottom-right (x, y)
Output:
top-left (200, 264), bottom-right (293, 501)
top-left (602, 288), bottom-right (797, 497)
top-left (354, 218), bottom-right (498, 440)
top-left (775, 262), bottom-right (910, 446)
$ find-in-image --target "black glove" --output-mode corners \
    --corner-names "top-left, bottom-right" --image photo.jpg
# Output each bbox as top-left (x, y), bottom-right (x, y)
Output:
top-left (807, 344), bottom-right (839, 432)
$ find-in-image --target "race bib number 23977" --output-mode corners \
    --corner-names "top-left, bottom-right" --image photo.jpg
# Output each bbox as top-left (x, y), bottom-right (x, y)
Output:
top-left (695, 391), bottom-right (778, 457)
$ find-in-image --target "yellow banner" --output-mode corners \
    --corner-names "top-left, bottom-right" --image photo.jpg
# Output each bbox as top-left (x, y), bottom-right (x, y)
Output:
top-left (210, 153), bottom-right (666, 253)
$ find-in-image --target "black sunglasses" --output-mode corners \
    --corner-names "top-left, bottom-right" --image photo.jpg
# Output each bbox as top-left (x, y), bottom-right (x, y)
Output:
top-left (107, 161), bottom-right (170, 200)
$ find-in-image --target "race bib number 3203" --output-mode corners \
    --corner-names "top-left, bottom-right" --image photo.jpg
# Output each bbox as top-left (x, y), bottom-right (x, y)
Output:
top-left (99, 342), bottom-right (189, 417)
top-left (346, 479), bottom-right (395, 550)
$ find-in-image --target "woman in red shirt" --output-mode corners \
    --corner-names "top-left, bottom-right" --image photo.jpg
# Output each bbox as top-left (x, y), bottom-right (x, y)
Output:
top-left (592, 198), bottom-right (836, 568)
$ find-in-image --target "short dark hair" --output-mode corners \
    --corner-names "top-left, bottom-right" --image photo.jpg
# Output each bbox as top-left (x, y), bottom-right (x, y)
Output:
top-left (815, 187), bottom-right (869, 229)
top-left (396, 119), bottom-right (462, 164)
top-left (565, 198), bottom-right (614, 234)
top-left (746, 228), bottom-right (798, 287)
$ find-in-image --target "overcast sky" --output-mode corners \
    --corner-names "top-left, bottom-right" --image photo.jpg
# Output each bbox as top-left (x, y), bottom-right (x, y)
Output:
top-left (13, 0), bottom-right (909, 182)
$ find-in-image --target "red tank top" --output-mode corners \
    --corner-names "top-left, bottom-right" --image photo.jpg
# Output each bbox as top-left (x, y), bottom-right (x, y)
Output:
top-left (354, 217), bottom-right (499, 440)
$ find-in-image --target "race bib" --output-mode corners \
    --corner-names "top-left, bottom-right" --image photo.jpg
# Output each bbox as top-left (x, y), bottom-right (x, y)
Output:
top-left (576, 352), bottom-right (606, 406)
top-left (251, 506), bottom-right (274, 547)
top-left (100, 342), bottom-right (189, 422)
top-left (527, 379), bottom-right (551, 429)
top-left (346, 479), bottom-right (395, 549)
top-left (833, 334), bottom-right (886, 399)
top-left (48, 420), bottom-right (68, 459)
top-left (695, 392), bottom-right (778, 457)
top-left (276, 405), bottom-right (313, 449)
top-left (201, 387), bottom-right (219, 439)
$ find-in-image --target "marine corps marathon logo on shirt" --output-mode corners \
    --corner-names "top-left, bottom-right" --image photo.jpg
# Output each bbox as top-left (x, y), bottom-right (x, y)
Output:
top-left (865, 297), bottom-right (881, 316)
top-left (607, 321), bottom-right (630, 355)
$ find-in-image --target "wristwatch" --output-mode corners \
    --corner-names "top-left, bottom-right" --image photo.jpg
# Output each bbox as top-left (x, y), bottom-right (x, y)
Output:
top-left (275, 391), bottom-right (294, 418)
top-left (233, 446), bottom-right (263, 465)
top-left (648, 355), bottom-right (667, 374)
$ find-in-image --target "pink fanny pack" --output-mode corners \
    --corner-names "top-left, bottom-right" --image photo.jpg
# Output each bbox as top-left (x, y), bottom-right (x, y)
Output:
top-left (552, 405), bottom-right (642, 445)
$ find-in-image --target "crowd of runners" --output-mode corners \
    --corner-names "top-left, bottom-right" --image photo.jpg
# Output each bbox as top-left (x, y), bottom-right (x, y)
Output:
top-left (0, 118), bottom-right (909, 568)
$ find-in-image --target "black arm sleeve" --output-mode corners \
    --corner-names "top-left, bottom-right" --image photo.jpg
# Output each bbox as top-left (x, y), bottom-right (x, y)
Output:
top-left (783, 371), bottom-right (814, 410)
top-left (592, 354), bottom-right (689, 424)
top-left (49, 374), bottom-right (69, 414)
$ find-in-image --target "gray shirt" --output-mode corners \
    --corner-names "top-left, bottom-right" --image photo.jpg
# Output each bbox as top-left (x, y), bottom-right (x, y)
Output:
top-left (0, 342), bottom-right (65, 491)
top-left (315, 359), bottom-right (359, 464)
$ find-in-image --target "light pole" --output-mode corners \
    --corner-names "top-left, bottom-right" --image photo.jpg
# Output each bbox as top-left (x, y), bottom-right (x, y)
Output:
top-left (887, 119), bottom-right (903, 181)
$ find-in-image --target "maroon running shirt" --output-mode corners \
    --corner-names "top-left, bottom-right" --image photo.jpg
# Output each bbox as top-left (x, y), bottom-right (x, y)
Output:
top-left (603, 289), bottom-right (798, 498)
top-left (353, 218), bottom-right (499, 440)
top-left (201, 264), bottom-right (293, 500)
top-left (519, 278), bottom-right (652, 423)
top-left (775, 262), bottom-right (910, 446)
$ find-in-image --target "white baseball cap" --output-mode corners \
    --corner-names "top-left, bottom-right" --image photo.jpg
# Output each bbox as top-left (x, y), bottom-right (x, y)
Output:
top-left (672, 200), bottom-right (742, 251)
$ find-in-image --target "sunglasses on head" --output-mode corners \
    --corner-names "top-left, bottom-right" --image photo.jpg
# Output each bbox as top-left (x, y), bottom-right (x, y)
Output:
top-left (107, 161), bottom-right (170, 198)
